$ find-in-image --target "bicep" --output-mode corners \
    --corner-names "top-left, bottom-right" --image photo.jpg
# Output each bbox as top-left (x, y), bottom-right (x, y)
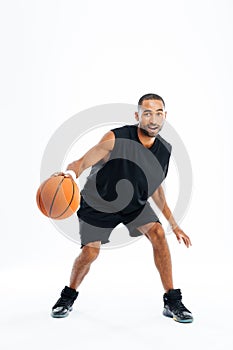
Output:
top-left (66, 131), bottom-right (115, 175)
top-left (81, 131), bottom-right (115, 168)
top-left (98, 131), bottom-right (115, 151)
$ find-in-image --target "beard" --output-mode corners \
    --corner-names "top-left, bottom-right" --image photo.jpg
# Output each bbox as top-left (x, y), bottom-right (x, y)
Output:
top-left (139, 123), bottom-right (163, 137)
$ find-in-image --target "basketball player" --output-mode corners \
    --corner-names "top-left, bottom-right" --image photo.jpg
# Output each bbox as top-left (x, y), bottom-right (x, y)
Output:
top-left (51, 93), bottom-right (193, 323)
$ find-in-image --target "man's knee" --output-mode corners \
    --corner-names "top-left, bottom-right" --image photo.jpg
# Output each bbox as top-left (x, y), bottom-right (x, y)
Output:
top-left (147, 222), bottom-right (165, 242)
top-left (81, 241), bottom-right (101, 263)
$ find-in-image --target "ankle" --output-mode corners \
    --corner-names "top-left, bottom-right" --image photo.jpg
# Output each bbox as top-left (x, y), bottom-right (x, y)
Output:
top-left (68, 285), bottom-right (77, 292)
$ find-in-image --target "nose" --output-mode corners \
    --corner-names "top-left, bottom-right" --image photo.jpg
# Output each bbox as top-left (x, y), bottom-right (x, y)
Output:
top-left (150, 114), bottom-right (157, 125)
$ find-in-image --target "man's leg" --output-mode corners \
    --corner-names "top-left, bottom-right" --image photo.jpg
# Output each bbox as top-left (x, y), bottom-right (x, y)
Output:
top-left (70, 241), bottom-right (101, 289)
top-left (137, 222), bottom-right (173, 292)
top-left (137, 221), bottom-right (193, 323)
top-left (51, 241), bottom-right (101, 318)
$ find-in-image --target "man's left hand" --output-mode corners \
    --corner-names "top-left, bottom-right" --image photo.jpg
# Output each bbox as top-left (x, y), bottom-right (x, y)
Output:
top-left (172, 227), bottom-right (192, 248)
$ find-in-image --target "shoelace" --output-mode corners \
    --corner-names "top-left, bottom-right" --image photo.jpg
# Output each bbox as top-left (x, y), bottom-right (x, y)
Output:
top-left (170, 300), bottom-right (191, 314)
top-left (54, 296), bottom-right (74, 308)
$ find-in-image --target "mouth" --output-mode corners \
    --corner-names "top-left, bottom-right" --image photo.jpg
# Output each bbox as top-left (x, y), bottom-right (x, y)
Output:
top-left (148, 126), bottom-right (159, 131)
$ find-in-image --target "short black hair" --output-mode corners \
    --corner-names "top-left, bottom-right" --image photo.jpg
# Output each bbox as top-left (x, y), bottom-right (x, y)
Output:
top-left (138, 93), bottom-right (165, 108)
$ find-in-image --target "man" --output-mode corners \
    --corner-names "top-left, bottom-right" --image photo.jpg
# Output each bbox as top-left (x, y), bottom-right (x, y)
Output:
top-left (51, 93), bottom-right (193, 323)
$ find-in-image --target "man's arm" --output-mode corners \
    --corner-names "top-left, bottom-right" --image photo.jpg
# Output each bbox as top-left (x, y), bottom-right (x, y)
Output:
top-left (66, 131), bottom-right (115, 178)
top-left (151, 185), bottom-right (192, 248)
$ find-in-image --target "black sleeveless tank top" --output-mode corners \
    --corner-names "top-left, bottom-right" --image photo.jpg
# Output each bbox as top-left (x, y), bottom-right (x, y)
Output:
top-left (81, 124), bottom-right (172, 214)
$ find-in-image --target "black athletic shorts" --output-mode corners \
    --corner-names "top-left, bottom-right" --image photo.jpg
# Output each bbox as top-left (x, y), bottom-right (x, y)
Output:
top-left (77, 196), bottom-right (161, 248)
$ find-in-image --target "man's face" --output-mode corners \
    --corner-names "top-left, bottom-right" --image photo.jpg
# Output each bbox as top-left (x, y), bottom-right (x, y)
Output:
top-left (135, 99), bottom-right (167, 137)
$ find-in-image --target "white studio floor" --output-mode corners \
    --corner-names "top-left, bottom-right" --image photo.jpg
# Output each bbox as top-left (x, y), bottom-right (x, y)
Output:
top-left (1, 1), bottom-right (233, 349)
top-left (1, 235), bottom-right (233, 350)
top-left (2, 289), bottom-right (230, 350)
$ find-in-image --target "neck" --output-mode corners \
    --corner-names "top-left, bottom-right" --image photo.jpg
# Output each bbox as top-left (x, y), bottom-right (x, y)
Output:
top-left (137, 126), bottom-right (156, 148)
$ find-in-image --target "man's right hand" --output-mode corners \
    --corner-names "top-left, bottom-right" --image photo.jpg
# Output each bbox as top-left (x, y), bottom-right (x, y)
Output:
top-left (51, 171), bottom-right (65, 177)
top-left (51, 170), bottom-right (76, 181)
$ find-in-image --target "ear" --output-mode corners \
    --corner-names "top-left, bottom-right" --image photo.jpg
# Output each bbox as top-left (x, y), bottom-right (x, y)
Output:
top-left (164, 111), bottom-right (167, 119)
top-left (135, 112), bottom-right (139, 122)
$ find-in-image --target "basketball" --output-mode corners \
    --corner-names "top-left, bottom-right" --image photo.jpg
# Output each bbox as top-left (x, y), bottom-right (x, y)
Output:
top-left (36, 175), bottom-right (80, 220)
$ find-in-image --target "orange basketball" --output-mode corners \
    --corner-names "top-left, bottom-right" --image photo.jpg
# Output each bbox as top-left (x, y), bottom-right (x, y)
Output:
top-left (36, 175), bottom-right (80, 220)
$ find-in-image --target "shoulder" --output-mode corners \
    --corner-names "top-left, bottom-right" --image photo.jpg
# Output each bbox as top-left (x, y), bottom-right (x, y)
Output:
top-left (157, 134), bottom-right (172, 153)
top-left (98, 130), bottom-right (115, 151)
top-left (99, 130), bottom-right (115, 141)
top-left (111, 124), bottom-right (136, 138)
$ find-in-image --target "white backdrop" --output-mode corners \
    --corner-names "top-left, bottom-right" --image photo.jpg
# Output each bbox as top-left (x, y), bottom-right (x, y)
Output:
top-left (0, 0), bottom-right (233, 349)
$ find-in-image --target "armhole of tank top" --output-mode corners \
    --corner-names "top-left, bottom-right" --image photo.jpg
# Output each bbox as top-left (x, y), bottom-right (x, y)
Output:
top-left (109, 126), bottom-right (129, 159)
top-left (109, 129), bottom-right (118, 158)
top-left (157, 135), bottom-right (172, 154)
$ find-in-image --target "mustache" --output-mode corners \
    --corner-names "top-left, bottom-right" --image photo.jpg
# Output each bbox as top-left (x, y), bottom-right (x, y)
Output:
top-left (140, 127), bottom-right (160, 138)
top-left (147, 124), bottom-right (160, 128)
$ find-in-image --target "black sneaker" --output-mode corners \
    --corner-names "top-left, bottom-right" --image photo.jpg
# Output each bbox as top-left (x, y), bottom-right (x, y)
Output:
top-left (51, 286), bottom-right (79, 318)
top-left (163, 289), bottom-right (193, 323)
